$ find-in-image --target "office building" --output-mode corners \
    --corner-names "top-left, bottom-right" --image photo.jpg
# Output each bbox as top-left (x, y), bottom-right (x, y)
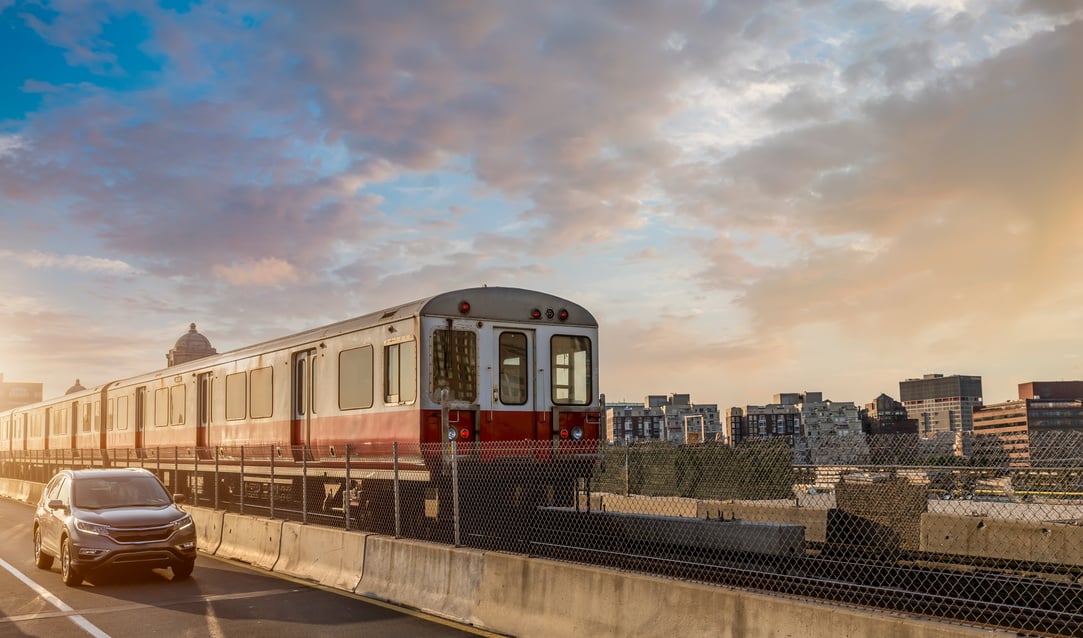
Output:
top-left (0, 373), bottom-right (43, 412)
top-left (899, 373), bottom-right (983, 436)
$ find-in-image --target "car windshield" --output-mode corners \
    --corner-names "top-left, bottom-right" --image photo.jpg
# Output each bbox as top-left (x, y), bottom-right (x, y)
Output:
top-left (73, 476), bottom-right (171, 509)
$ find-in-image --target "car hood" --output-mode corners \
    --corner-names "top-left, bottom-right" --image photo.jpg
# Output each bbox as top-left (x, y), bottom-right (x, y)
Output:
top-left (73, 505), bottom-right (186, 527)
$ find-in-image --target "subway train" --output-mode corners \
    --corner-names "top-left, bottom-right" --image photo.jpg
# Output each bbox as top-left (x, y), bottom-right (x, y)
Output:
top-left (0, 287), bottom-right (602, 532)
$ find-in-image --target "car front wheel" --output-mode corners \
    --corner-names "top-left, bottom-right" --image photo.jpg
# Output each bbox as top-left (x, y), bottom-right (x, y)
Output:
top-left (34, 527), bottom-right (54, 570)
top-left (172, 558), bottom-right (195, 580)
top-left (60, 538), bottom-right (83, 587)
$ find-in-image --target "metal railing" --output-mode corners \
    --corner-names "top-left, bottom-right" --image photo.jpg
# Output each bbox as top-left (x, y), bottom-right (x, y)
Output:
top-left (4, 432), bottom-right (1083, 635)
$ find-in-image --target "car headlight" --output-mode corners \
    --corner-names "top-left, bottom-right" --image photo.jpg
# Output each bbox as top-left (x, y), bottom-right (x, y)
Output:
top-left (75, 519), bottom-right (110, 536)
top-left (172, 515), bottom-right (194, 532)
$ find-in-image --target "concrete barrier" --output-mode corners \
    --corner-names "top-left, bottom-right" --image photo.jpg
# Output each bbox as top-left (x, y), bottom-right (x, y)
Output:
top-left (216, 512), bottom-right (283, 570)
top-left (355, 535), bottom-right (484, 624)
top-left (187, 506), bottom-right (224, 554)
top-left (25, 482), bottom-right (43, 505)
top-left (469, 551), bottom-right (1005, 638)
top-left (274, 522), bottom-right (368, 592)
top-left (0, 478), bottom-right (16, 500)
top-left (921, 513), bottom-right (1083, 566)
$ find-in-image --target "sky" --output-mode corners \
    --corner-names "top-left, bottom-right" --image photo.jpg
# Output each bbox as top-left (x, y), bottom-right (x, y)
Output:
top-left (1, 0), bottom-right (1082, 410)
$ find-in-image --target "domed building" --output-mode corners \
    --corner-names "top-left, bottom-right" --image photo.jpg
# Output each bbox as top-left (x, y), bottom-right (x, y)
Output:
top-left (167, 323), bottom-right (218, 366)
top-left (65, 379), bottom-right (86, 395)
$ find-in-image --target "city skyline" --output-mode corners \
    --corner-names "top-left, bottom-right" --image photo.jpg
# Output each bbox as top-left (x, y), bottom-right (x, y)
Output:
top-left (2, 2), bottom-right (1082, 410)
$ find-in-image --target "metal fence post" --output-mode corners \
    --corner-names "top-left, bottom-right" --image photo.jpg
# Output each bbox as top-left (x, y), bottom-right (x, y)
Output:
top-left (452, 439), bottom-right (460, 548)
top-left (240, 446), bottom-right (245, 515)
top-left (174, 446), bottom-right (179, 493)
top-left (270, 446), bottom-right (276, 519)
top-left (394, 442), bottom-right (401, 538)
top-left (194, 449), bottom-right (200, 507)
top-left (344, 445), bottom-right (351, 531)
top-left (302, 445), bottom-right (308, 525)
top-left (214, 446), bottom-right (219, 510)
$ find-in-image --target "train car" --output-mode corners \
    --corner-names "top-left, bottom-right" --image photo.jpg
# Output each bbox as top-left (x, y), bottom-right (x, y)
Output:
top-left (0, 287), bottom-right (601, 528)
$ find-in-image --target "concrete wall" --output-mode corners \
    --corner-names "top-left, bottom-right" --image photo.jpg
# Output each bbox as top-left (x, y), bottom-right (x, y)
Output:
top-left (1, 478), bottom-right (1013, 638)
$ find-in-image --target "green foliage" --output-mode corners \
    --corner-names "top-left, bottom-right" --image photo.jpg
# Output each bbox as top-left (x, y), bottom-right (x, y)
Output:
top-left (594, 440), bottom-right (795, 500)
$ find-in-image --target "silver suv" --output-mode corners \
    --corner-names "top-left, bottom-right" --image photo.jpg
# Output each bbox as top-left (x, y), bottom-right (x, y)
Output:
top-left (33, 468), bottom-right (197, 586)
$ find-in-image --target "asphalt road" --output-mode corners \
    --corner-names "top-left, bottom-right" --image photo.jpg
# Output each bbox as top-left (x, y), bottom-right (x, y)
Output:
top-left (0, 496), bottom-right (496, 638)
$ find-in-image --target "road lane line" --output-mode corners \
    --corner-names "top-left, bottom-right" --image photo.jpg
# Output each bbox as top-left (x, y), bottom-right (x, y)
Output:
top-left (0, 557), bottom-right (111, 638)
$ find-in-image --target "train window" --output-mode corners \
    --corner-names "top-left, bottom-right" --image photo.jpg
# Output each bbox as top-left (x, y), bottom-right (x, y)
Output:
top-left (384, 339), bottom-right (416, 404)
top-left (226, 372), bottom-right (247, 421)
top-left (170, 384), bottom-right (185, 425)
top-left (84, 402), bottom-right (93, 432)
top-left (94, 400), bottom-right (101, 432)
top-left (551, 335), bottom-right (592, 406)
top-left (339, 346), bottom-right (374, 410)
top-left (155, 388), bottom-right (169, 427)
top-left (117, 396), bottom-right (129, 431)
top-left (431, 329), bottom-right (477, 402)
top-left (499, 333), bottom-right (528, 406)
top-left (107, 399), bottom-right (114, 431)
top-left (251, 367), bottom-right (273, 419)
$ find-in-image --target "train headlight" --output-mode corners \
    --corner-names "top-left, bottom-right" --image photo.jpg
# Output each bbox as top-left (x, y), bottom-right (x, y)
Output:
top-left (571, 426), bottom-right (584, 441)
top-left (447, 428), bottom-right (457, 441)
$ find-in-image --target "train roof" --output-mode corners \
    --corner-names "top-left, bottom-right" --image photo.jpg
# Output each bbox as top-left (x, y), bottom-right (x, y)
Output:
top-left (2, 287), bottom-right (595, 413)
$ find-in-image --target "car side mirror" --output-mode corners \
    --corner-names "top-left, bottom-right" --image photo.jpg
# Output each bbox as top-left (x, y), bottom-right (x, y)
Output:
top-left (47, 499), bottom-right (66, 511)
top-left (173, 494), bottom-right (186, 504)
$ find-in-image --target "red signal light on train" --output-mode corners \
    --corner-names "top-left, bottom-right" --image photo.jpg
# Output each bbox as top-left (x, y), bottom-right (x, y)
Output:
top-left (558, 309), bottom-right (569, 321)
top-left (458, 301), bottom-right (471, 314)
top-left (530, 308), bottom-right (542, 319)
top-left (459, 428), bottom-right (472, 440)
top-left (559, 428), bottom-right (570, 439)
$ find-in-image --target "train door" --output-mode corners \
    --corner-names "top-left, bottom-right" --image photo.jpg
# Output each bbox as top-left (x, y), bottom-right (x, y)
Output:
top-left (197, 373), bottom-right (212, 454)
top-left (291, 349), bottom-right (317, 460)
top-left (135, 387), bottom-right (146, 451)
top-left (493, 328), bottom-right (536, 441)
top-left (43, 408), bottom-right (50, 450)
top-left (69, 401), bottom-right (78, 451)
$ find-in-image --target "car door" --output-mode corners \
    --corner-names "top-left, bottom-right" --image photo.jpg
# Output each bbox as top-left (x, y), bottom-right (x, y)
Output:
top-left (39, 475), bottom-right (68, 556)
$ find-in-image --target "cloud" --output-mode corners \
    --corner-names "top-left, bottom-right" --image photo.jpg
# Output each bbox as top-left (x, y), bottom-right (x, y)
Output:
top-left (213, 258), bottom-right (301, 286)
top-left (0, 249), bottom-right (134, 274)
top-left (0, 134), bottom-right (27, 158)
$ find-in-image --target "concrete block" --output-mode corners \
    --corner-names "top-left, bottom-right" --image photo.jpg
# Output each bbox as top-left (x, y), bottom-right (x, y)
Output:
top-left (698, 501), bottom-right (829, 544)
top-left (25, 482), bottom-right (43, 505)
top-left (216, 512), bottom-right (283, 570)
top-left (187, 505), bottom-right (224, 554)
top-left (0, 478), bottom-right (15, 499)
top-left (274, 522), bottom-right (367, 592)
top-left (355, 535), bottom-right (483, 624)
top-left (921, 513), bottom-right (1083, 566)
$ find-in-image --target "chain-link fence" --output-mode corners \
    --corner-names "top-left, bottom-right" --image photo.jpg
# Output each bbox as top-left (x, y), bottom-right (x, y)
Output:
top-left (4, 432), bottom-right (1083, 635)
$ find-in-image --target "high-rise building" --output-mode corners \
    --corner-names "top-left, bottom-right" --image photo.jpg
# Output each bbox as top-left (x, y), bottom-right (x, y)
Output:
top-left (0, 373), bottom-right (43, 412)
top-left (864, 393), bottom-right (916, 435)
top-left (899, 373), bottom-right (983, 436)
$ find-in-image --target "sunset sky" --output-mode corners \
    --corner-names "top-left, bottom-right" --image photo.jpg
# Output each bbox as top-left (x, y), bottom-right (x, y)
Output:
top-left (1, 0), bottom-right (1081, 410)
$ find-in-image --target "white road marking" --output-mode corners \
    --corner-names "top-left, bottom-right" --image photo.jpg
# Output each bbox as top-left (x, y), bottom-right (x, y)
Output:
top-left (0, 556), bottom-right (112, 638)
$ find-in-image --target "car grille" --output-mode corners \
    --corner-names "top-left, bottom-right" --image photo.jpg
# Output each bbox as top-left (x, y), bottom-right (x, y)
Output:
top-left (108, 524), bottom-right (175, 544)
